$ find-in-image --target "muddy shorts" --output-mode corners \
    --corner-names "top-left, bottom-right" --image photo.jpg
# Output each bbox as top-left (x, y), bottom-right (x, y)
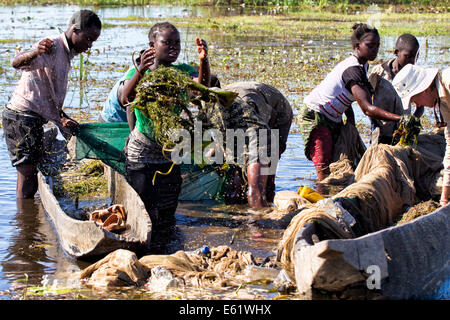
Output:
top-left (2, 108), bottom-right (46, 167)
top-left (297, 104), bottom-right (342, 160)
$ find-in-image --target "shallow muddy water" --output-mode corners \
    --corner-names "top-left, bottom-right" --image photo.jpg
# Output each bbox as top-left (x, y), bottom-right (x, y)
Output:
top-left (0, 4), bottom-right (448, 300)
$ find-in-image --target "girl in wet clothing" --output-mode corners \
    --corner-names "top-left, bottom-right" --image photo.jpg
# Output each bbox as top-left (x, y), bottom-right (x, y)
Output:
top-left (118, 22), bottom-right (210, 225)
top-left (2, 10), bottom-right (102, 199)
top-left (298, 23), bottom-right (405, 181)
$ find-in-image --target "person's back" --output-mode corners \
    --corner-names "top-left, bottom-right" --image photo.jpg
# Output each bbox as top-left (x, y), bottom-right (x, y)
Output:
top-left (223, 81), bottom-right (292, 126)
top-left (224, 81), bottom-right (292, 147)
top-left (222, 81), bottom-right (293, 203)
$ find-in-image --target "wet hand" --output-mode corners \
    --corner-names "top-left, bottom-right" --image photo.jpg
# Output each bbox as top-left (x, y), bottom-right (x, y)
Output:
top-left (196, 38), bottom-right (208, 61)
top-left (61, 116), bottom-right (79, 129)
top-left (137, 48), bottom-right (156, 73)
top-left (36, 38), bottom-right (54, 55)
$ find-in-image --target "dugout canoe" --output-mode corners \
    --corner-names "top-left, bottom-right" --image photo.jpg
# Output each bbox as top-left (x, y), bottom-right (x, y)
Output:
top-left (37, 167), bottom-right (152, 260)
top-left (293, 205), bottom-right (449, 299)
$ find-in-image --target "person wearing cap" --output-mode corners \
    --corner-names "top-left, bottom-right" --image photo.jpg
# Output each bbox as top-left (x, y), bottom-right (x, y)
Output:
top-left (2, 10), bottom-right (102, 199)
top-left (392, 64), bottom-right (450, 206)
top-left (369, 34), bottom-right (424, 144)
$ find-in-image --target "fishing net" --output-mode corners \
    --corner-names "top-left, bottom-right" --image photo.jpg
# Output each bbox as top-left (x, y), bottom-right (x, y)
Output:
top-left (80, 246), bottom-right (257, 289)
top-left (71, 123), bottom-right (227, 201)
top-left (278, 141), bottom-right (444, 273)
top-left (72, 122), bottom-right (130, 175)
top-left (320, 122), bottom-right (366, 186)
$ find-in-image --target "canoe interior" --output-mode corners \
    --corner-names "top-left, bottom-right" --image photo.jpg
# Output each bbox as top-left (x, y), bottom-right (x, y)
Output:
top-left (38, 164), bottom-right (152, 260)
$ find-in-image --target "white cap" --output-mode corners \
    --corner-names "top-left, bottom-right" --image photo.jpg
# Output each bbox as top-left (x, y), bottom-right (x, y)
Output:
top-left (392, 64), bottom-right (439, 111)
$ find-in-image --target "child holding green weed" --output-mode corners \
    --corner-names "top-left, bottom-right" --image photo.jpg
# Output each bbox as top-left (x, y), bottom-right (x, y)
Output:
top-left (119, 22), bottom-right (210, 225)
top-left (2, 10), bottom-right (101, 199)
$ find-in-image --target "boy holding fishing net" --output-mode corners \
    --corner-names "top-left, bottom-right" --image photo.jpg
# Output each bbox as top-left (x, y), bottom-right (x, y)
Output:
top-left (2, 10), bottom-right (102, 199)
top-left (118, 22), bottom-right (211, 224)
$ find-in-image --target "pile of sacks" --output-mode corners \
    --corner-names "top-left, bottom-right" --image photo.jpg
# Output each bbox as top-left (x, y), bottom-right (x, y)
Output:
top-left (80, 246), bottom-right (258, 289)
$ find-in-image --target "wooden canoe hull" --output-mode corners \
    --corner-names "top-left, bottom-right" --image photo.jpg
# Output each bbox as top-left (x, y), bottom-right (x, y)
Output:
top-left (37, 170), bottom-right (152, 260)
top-left (293, 205), bottom-right (450, 299)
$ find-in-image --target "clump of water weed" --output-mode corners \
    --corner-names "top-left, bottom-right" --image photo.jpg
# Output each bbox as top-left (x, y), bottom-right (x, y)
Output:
top-left (393, 114), bottom-right (422, 146)
top-left (131, 66), bottom-right (237, 149)
top-left (78, 159), bottom-right (104, 177)
top-left (53, 160), bottom-right (107, 199)
top-left (396, 200), bottom-right (439, 225)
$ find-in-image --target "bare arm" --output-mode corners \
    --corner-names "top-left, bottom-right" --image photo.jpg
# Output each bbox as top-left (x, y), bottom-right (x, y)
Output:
top-left (195, 38), bottom-right (210, 87)
top-left (351, 84), bottom-right (402, 122)
top-left (126, 105), bottom-right (136, 132)
top-left (12, 38), bottom-right (53, 69)
top-left (118, 48), bottom-right (155, 107)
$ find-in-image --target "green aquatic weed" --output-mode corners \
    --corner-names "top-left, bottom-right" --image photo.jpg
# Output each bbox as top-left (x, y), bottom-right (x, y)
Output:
top-left (131, 66), bottom-right (238, 149)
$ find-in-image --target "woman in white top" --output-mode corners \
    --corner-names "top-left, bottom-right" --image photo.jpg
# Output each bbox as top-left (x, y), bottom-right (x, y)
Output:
top-left (298, 23), bottom-right (403, 181)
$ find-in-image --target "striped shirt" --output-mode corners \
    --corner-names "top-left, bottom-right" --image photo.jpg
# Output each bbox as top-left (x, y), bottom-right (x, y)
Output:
top-left (304, 54), bottom-right (370, 123)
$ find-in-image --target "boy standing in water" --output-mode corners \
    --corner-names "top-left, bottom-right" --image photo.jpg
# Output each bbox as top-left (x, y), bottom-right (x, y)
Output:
top-left (369, 34), bottom-right (423, 144)
top-left (2, 10), bottom-right (102, 199)
top-left (119, 22), bottom-right (210, 224)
